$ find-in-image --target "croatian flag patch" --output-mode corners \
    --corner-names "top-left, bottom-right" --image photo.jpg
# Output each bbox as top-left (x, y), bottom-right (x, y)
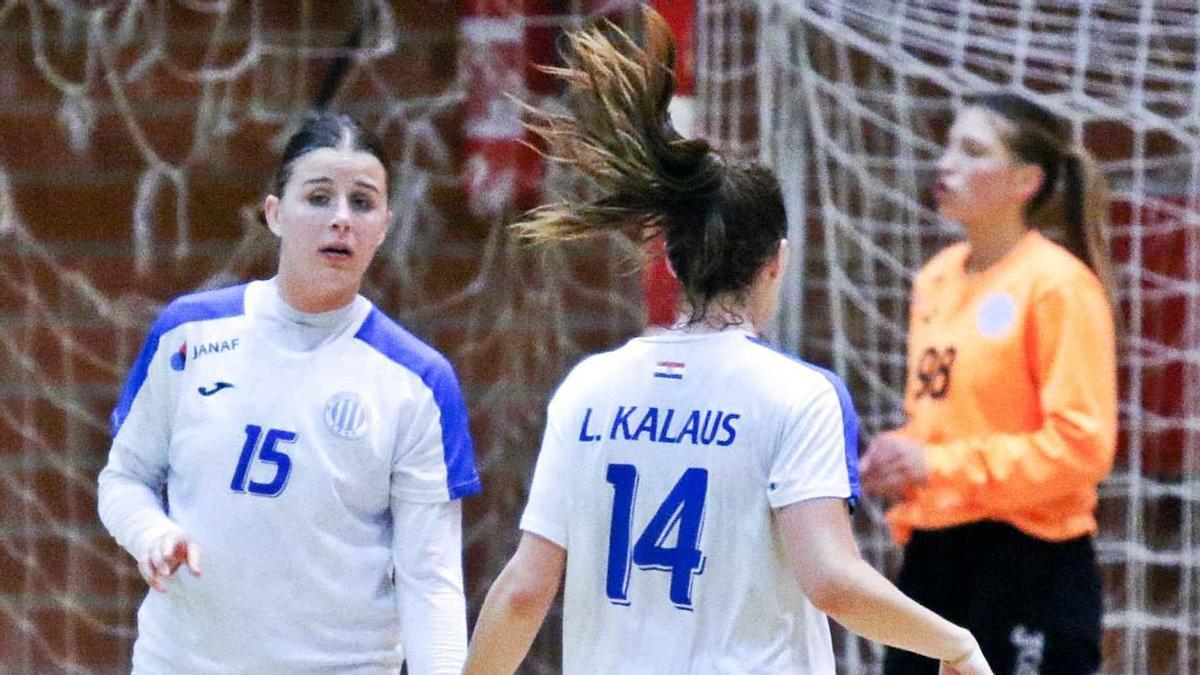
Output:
top-left (654, 361), bottom-right (685, 380)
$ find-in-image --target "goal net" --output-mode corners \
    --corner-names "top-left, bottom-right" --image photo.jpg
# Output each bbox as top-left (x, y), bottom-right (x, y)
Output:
top-left (3, 1), bottom-right (1197, 674)
top-left (693, 0), bottom-right (1199, 672)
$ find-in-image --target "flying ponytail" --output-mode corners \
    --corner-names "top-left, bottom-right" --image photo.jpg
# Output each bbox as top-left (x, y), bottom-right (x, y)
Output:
top-left (515, 6), bottom-right (787, 325)
top-left (514, 7), bottom-right (722, 244)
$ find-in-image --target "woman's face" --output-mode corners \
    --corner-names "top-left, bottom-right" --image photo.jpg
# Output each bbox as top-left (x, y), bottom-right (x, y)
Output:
top-left (264, 146), bottom-right (391, 301)
top-left (934, 107), bottom-right (1039, 229)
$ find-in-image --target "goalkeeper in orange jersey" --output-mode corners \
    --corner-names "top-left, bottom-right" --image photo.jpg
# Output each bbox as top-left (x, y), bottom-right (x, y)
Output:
top-left (860, 92), bottom-right (1118, 675)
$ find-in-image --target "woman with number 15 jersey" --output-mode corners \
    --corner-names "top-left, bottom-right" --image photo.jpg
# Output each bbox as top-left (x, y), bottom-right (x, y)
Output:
top-left (97, 113), bottom-right (480, 674)
top-left (463, 8), bottom-right (992, 675)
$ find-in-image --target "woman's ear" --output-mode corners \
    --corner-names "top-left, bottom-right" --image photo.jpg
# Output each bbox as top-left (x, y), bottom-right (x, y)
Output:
top-left (768, 238), bottom-right (789, 279)
top-left (377, 209), bottom-right (394, 248)
top-left (1014, 163), bottom-right (1045, 204)
top-left (263, 195), bottom-right (282, 237)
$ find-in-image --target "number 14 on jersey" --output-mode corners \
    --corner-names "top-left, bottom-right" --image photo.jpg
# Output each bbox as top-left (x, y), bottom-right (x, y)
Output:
top-left (605, 464), bottom-right (708, 611)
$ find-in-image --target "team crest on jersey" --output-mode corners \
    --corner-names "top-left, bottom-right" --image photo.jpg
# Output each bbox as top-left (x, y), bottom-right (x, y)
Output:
top-left (324, 391), bottom-right (371, 440)
top-left (170, 342), bottom-right (187, 371)
top-left (977, 292), bottom-right (1017, 338)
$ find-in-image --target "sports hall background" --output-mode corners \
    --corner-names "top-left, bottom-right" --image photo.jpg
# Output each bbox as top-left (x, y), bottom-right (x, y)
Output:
top-left (0, 1), bottom-right (1196, 673)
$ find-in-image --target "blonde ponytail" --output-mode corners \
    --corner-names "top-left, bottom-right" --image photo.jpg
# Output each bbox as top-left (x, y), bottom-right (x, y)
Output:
top-left (514, 6), bottom-right (787, 325)
top-left (514, 6), bottom-right (720, 245)
top-left (1062, 147), bottom-right (1117, 306)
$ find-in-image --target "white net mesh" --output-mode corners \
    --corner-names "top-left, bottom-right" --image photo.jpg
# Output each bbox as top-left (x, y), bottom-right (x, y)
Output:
top-left (7, 1), bottom-right (1199, 673)
top-left (694, 0), bottom-right (1200, 672)
top-left (0, 2), bottom-right (638, 672)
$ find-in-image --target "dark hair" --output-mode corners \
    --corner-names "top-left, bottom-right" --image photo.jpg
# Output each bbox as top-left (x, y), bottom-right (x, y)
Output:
top-left (270, 111), bottom-right (391, 198)
top-left (967, 92), bottom-right (1115, 302)
top-left (514, 6), bottom-right (787, 325)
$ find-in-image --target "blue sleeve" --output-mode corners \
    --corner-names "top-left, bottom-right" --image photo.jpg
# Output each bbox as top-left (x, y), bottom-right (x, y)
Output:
top-left (110, 284), bottom-right (246, 436)
top-left (424, 359), bottom-right (482, 500)
top-left (110, 313), bottom-right (178, 437)
top-left (356, 309), bottom-right (481, 500)
top-left (811, 368), bottom-right (861, 510)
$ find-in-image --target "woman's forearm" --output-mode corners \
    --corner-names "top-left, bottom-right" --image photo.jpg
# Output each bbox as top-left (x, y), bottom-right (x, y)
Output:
top-left (814, 556), bottom-right (976, 662)
top-left (464, 533), bottom-right (565, 675)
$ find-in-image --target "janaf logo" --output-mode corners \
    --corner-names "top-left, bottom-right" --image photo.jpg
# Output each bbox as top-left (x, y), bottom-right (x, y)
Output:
top-left (192, 338), bottom-right (239, 361)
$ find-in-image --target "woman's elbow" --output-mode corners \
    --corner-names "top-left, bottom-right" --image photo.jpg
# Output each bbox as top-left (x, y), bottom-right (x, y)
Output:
top-left (95, 465), bottom-right (121, 518)
top-left (1068, 431), bottom-right (1117, 485)
top-left (492, 570), bottom-right (557, 619)
top-left (799, 566), bottom-right (861, 616)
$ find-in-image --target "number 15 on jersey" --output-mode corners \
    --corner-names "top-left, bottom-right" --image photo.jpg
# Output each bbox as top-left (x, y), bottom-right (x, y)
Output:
top-left (230, 424), bottom-right (296, 497)
top-left (605, 464), bottom-right (708, 611)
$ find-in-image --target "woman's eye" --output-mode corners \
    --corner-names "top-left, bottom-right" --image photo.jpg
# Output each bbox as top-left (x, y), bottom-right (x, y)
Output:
top-left (962, 141), bottom-right (986, 158)
top-left (308, 193), bottom-right (330, 206)
top-left (351, 195), bottom-right (375, 211)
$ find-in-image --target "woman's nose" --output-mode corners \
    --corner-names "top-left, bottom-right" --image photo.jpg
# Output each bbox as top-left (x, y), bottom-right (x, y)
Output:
top-left (936, 150), bottom-right (954, 174)
top-left (329, 198), bottom-right (352, 230)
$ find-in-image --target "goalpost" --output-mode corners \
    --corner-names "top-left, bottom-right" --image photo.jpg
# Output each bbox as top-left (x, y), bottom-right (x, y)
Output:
top-left (691, 1), bottom-right (1200, 672)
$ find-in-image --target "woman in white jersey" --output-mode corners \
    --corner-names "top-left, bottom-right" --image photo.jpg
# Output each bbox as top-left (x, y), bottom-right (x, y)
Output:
top-left (463, 8), bottom-right (991, 675)
top-left (97, 112), bottom-right (480, 674)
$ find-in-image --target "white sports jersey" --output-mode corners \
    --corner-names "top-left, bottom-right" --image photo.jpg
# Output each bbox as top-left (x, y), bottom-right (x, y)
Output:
top-left (99, 280), bottom-right (480, 674)
top-left (520, 327), bottom-right (860, 674)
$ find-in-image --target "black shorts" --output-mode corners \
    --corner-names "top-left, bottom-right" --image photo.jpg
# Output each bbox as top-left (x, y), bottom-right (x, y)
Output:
top-left (882, 520), bottom-right (1103, 675)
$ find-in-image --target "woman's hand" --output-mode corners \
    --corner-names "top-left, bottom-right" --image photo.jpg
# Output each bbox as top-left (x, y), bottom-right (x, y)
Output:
top-left (860, 432), bottom-right (929, 501)
top-left (138, 530), bottom-right (202, 592)
top-left (939, 639), bottom-right (993, 675)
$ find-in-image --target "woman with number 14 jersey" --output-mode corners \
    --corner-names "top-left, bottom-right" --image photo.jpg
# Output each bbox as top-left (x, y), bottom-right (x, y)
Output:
top-left (463, 8), bottom-right (992, 675)
top-left (97, 113), bottom-right (480, 674)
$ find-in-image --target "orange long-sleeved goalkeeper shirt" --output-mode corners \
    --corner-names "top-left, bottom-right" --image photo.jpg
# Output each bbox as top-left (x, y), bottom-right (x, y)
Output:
top-left (886, 229), bottom-right (1118, 545)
